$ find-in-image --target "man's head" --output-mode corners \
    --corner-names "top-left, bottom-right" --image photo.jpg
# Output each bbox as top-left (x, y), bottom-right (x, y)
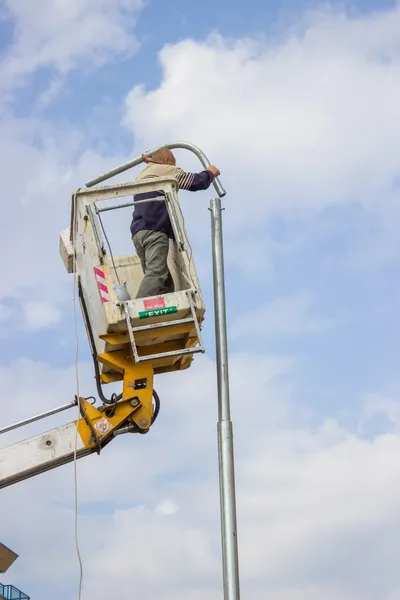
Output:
top-left (149, 147), bottom-right (176, 166)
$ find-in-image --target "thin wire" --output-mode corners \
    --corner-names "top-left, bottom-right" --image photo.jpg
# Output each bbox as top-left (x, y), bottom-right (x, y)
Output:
top-left (72, 193), bottom-right (84, 599)
top-left (97, 211), bottom-right (121, 285)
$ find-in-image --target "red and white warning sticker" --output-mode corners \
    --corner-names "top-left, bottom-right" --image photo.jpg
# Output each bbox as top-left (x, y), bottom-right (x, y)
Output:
top-left (143, 297), bottom-right (166, 310)
top-left (94, 267), bottom-right (110, 304)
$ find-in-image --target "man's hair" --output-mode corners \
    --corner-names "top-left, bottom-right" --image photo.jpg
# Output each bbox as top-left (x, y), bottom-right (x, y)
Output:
top-left (151, 147), bottom-right (175, 164)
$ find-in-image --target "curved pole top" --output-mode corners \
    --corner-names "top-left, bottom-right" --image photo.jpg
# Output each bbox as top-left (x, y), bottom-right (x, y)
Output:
top-left (85, 140), bottom-right (226, 198)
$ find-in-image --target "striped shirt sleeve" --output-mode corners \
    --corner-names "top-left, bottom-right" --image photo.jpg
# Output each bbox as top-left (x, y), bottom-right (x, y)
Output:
top-left (175, 169), bottom-right (214, 192)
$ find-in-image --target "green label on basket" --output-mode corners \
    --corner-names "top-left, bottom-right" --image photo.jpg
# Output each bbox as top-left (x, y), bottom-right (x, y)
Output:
top-left (138, 306), bottom-right (178, 319)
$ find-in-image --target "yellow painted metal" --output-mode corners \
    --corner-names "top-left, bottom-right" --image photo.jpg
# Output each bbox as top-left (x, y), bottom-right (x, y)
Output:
top-left (97, 351), bottom-right (155, 432)
top-left (123, 362), bottom-right (154, 430)
top-left (100, 321), bottom-right (196, 345)
top-left (74, 359), bottom-right (155, 448)
top-left (95, 310), bottom-right (203, 417)
top-left (75, 397), bottom-right (138, 449)
top-left (100, 372), bottom-right (123, 383)
top-left (0, 542), bottom-right (18, 573)
top-left (99, 315), bottom-right (204, 375)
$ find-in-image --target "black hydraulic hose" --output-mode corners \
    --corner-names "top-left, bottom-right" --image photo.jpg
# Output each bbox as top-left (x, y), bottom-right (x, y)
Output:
top-left (78, 279), bottom-right (122, 405)
top-left (151, 389), bottom-right (160, 424)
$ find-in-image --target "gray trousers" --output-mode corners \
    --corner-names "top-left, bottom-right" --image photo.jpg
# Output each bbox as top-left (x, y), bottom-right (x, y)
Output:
top-left (133, 230), bottom-right (174, 298)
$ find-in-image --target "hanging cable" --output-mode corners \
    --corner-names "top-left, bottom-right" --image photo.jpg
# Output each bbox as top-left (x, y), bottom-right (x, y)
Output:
top-left (68, 190), bottom-right (164, 600)
top-left (72, 192), bottom-right (84, 600)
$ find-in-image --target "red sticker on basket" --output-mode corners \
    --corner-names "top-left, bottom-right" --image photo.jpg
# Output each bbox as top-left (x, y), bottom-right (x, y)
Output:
top-left (143, 297), bottom-right (166, 310)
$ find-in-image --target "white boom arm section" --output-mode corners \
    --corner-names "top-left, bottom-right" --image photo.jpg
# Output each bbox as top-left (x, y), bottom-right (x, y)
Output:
top-left (0, 422), bottom-right (91, 489)
top-left (0, 396), bottom-right (145, 490)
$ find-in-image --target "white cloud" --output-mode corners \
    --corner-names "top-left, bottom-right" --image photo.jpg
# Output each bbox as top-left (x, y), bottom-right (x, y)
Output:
top-left (156, 500), bottom-right (181, 515)
top-left (123, 2), bottom-right (400, 268)
top-left (0, 115), bottom-right (129, 310)
top-left (3, 353), bottom-right (400, 599)
top-left (4, 1), bottom-right (400, 332)
top-left (0, 358), bottom-right (92, 435)
top-left (0, 303), bottom-right (16, 337)
top-left (0, 300), bottom-right (61, 336)
top-left (0, 0), bottom-right (144, 97)
top-left (230, 291), bottom-right (337, 341)
top-left (23, 301), bottom-right (61, 331)
top-left (362, 389), bottom-right (400, 432)
top-left (1, 3), bottom-right (400, 600)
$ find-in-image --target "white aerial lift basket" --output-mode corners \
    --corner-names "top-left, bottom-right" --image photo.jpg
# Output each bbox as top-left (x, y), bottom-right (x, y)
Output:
top-left (0, 142), bottom-right (228, 492)
top-left (60, 176), bottom-right (206, 382)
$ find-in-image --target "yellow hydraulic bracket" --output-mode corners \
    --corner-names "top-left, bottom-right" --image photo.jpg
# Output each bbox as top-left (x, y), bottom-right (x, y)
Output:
top-left (76, 360), bottom-right (155, 452)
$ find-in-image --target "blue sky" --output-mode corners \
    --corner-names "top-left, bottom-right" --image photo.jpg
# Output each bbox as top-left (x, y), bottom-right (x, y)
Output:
top-left (1, 1), bottom-right (400, 599)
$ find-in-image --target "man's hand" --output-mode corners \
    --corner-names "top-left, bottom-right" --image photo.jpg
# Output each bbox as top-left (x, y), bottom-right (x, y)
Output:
top-left (207, 165), bottom-right (220, 177)
top-left (141, 153), bottom-right (153, 163)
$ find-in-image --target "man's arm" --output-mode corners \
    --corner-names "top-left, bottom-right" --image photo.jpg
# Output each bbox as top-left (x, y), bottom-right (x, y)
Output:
top-left (176, 165), bottom-right (220, 192)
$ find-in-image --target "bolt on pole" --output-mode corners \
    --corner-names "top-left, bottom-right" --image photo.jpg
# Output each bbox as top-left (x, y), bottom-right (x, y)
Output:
top-left (210, 197), bottom-right (241, 600)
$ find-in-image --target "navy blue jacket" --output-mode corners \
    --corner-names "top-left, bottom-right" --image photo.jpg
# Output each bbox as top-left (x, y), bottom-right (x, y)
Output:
top-left (130, 165), bottom-right (215, 240)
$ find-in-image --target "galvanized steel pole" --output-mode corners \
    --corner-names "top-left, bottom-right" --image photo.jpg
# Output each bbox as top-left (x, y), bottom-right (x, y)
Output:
top-left (210, 197), bottom-right (240, 600)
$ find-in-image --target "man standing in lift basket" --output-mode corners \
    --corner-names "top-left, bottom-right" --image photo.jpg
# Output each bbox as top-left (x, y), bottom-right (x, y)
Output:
top-left (131, 146), bottom-right (220, 299)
